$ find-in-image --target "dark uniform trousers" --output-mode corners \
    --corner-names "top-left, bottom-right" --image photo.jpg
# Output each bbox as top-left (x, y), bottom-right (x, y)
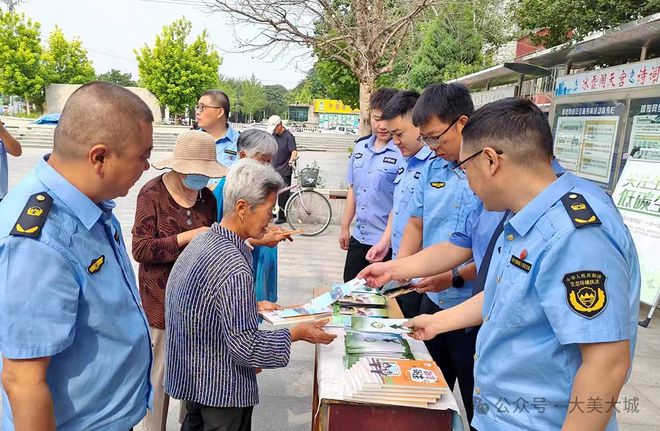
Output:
top-left (420, 294), bottom-right (479, 430)
top-left (343, 236), bottom-right (392, 282)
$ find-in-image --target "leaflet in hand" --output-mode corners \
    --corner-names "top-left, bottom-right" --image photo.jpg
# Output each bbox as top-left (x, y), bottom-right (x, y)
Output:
top-left (277, 304), bottom-right (331, 318)
top-left (311, 278), bottom-right (367, 308)
top-left (349, 317), bottom-right (411, 334)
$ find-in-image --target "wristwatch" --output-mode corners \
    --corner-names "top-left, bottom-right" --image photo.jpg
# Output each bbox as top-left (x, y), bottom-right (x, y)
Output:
top-left (451, 267), bottom-right (465, 288)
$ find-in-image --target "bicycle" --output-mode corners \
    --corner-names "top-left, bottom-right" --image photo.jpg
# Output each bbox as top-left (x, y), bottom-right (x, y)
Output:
top-left (273, 159), bottom-right (332, 236)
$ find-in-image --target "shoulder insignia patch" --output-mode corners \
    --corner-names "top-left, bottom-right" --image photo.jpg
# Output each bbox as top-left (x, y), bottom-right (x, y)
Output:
top-left (430, 181), bottom-right (445, 189)
top-left (563, 270), bottom-right (607, 319)
top-left (383, 157), bottom-right (397, 164)
top-left (561, 192), bottom-right (601, 228)
top-left (355, 134), bottom-right (371, 144)
top-left (354, 152), bottom-right (363, 159)
top-left (224, 149), bottom-right (237, 155)
top-left (10, 192), bottom-right (54, 239)
top-left (397, 167), bottom-right (404, 175)
top-left (88, 255), bottom-right (105, 274)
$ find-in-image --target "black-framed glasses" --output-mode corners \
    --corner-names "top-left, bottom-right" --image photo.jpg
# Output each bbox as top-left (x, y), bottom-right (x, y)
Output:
top-left (454, 148), bottom-right (504, 174)
top-left (195, 104), bottom-right (222, 113)
top-left (417, 117), bottom-right (460, 148)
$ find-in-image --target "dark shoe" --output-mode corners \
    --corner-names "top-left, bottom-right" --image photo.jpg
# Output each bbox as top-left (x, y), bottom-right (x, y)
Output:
top-left (274, 218), bottom-right (286, 225)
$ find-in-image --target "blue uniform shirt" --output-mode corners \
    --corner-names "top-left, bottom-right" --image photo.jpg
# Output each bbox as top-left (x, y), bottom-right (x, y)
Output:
top-left (0, 157), bottom-right (153, 431)
top-left (215, 124), bottom-right (240, 167)
top-left (472, 172), bottom-right (640, 431)
top-left (347, 135), bottom-right (405, 245)
top-left (0, 139), bottom-right (8, 199)
top-left (410, 157), bottom-right (480, 308)
top-left (391, 146), bottom-right (433, 257)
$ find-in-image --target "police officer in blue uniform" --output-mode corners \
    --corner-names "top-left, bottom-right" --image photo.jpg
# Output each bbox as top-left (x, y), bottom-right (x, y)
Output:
top-left (339, 87), bottom-right (404, 281)
top-left (364, 90), bottom-right (433, 317)
top-left (394, 83), bottom-right (480, 425)
top-left (0, 82), bottom-right (154, 431)
top-left (407, 98), bottom-right (640, 431)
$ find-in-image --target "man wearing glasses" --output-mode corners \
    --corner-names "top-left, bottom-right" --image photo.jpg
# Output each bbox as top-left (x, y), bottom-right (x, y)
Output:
top-left (396, 83), bottom-right (480, 427)
top-left (195, 90), bottom-right (239, 170)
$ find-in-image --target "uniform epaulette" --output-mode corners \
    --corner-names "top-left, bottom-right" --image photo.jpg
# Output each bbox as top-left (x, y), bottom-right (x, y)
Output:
top-left (560, 192), bottom-right (601, 229)
top-left (10, 192), bottom-right (54, 239)
top-left (354, 134), bottom-right (372, 144)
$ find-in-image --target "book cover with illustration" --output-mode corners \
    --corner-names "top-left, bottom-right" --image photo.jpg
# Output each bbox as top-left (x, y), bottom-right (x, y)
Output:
top-left (335, 304), bottom-right (389, 318)
top-left (337, 292), bottom-right (387, 307)
top-left (349, 317), bottom-right (410, 334)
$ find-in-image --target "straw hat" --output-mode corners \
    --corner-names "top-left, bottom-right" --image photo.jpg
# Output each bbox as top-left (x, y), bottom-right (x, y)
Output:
top-left (152, 130), bottom-right (227, 178)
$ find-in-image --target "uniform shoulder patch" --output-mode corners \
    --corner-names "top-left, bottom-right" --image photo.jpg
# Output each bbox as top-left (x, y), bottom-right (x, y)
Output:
top-left (10, 192), bottom-right (54, 239)
top-left (560, 192), bottom-right (601, 228)
top-left (563, 270), bottom-right (607, 319)
top-left (430, 181), bottom-right (445, 189)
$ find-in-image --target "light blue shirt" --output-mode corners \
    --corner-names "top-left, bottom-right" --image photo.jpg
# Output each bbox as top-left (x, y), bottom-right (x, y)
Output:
top-left (215, 124), bottom-right (240, 167)
top-left (391, 146), bottom-right (433, 257)
top-left (472, 172), bottom-right (640, 431)
top-left (410, 157), bottom-right (480, 308)
top-left (347, 135), bottom-right (405, 245)
top-left (0, 139), bottom-right (7, 199)
top-left (0, 157), bottom-right (153, 431)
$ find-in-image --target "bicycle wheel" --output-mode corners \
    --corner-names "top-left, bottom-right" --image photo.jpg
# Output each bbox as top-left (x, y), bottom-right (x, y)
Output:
top-left (285, 190), bottom-right (332, 236)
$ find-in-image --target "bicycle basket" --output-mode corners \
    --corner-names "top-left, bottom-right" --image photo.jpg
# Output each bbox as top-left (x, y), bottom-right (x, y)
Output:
top-left (300, 168), bottom-right (319, 188)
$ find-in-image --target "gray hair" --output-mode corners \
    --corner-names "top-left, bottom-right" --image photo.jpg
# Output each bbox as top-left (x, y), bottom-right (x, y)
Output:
top-left (237, 129), bottom-right (278, 158)
top-left (223, 158), bottom-right (284, 217)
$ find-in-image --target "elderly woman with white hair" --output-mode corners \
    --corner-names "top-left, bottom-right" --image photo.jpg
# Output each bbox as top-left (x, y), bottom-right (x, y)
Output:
top-left (213, 128), bottom-right (290, 303)
top-left (165, 159), bottom-right (336, 431)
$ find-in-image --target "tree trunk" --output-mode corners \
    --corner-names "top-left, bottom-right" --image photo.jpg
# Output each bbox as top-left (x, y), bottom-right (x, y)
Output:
top-left (358, 79), bottom-right (374, 136)
top-left (24, 95), bottom-right (31, 116)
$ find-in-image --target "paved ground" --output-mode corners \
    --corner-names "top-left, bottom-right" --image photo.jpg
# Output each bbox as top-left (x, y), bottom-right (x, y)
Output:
top-left (1, 148), bottom-right (659, 430)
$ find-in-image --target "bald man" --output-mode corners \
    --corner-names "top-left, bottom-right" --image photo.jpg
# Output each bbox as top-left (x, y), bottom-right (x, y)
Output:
top-left (0, 82), bottom-right (154, 431)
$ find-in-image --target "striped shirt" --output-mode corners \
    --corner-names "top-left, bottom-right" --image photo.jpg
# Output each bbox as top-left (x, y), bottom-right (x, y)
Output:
top-left (164, 223), bottom-right (291, 407)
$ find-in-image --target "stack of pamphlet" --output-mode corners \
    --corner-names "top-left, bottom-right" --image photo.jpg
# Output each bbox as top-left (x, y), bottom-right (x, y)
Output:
top-left (343, 325), bottom-right (414, 368)
top-left (259, 304), bottom-right (332, 325)
top-left (344, 357), bottom-right (449, 408)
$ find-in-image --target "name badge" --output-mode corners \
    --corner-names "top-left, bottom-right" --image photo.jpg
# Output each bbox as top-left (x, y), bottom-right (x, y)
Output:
top-left (383, 157), bottom-right (397, 164)
top-left (225, 149), bottom-right (237, 155)
top-left (510, 255), bottom-right (532, 273)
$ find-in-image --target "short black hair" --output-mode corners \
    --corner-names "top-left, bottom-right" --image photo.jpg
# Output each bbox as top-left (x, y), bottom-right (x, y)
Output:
top-left (462, 97), bottom-right (553, 165)
top-left (202, 90), bottom-right (230, 118)
top-left (369, 87), bottom-right (398, 111)
top-left (381, 90), bottom-right (420, 121)
top-left (412, 83), bottom-right (474, 127)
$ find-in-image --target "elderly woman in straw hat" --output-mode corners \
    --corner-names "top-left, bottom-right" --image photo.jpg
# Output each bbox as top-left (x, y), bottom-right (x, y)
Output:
top-left (131, 129), bottom-right (225, 431)
top-left (165, 159), bottom-right (336, 431)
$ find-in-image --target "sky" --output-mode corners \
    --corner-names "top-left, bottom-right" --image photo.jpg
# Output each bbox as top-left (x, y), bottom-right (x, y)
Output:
top-left (15, 0), bottom-right (311, 89)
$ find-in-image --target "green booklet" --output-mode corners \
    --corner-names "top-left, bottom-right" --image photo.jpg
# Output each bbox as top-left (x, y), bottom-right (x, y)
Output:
top-left (350, 317), bottom-right (411, 334)
top-left (335, 304), bottom-right (389, 318)
top-left (344, 330), bottom-right (414, 369)
top-left (337, 292), bottom-right (387, 307)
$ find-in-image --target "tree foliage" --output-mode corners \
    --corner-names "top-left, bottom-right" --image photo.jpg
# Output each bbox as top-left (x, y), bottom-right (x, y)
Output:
top-left (512, 0), bottom-right (660, 47)
top-left (96, 69), bottom-right (138, 87)
top-left (408, 6), bottom-right (488, 91)
top-left (135, 17), bottom-right (221, 116)
top-left (236, 74), bottom-right (266, 122)
top-left (263, 84), bottom-right (289, 117)
top-left (43, 26), bottom-right (95, 85)
top-left (0, 11), bottom-right (44, 113)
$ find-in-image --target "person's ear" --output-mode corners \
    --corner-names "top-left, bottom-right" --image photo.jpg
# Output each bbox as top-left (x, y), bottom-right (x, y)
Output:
top-left (216, 108), bottom-right (225, 121)
top-left (482, 147), bottom-right (501, 175)
top-left (239, 150), bottom-right (247, 159)
top-left (88, 144), bottom-right (109, 175)
top-left (455, 115), bottom-right (469, 133)
top-left (236, 199), bottom-right (249, 221)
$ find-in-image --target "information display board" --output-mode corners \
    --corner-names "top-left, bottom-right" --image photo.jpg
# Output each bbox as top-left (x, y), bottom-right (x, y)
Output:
top-left (611, 159), bottom-right (660, 306)
top-left (624, 98), bottom-right (660, 161)
top-left (553, 101), bottom-right (625, 188)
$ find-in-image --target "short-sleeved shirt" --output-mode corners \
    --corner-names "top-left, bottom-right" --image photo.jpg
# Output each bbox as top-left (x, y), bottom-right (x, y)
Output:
top-left (347, 135), bottom-right (405, 245)
top-left (472, 172), bottom-right (640, 431)
top-left (391, 146), bottom-right (433, 257)
top-left (0, 157), bottom-right (153, 431)
top-left (410, 158), bottom-right (480, 308)
top-left (271, 129), bottom-right (297, 179)
top-left (0, 139), bottom-right (8, 199)
top-left (214, 124), bottom-right (240, 167)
